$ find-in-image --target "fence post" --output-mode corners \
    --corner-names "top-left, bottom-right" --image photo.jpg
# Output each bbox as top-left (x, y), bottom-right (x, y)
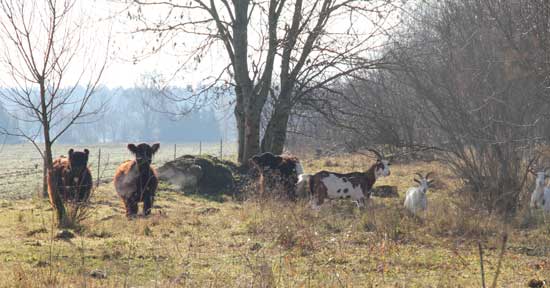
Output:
top-left (199, 141), bottom-right (202, 156)
top-left (174, 144), bottom-right (177, 160)
top-left (96, 148), bottom-right (101, 187)
top-left (219, 138), bottom-right (223, 160)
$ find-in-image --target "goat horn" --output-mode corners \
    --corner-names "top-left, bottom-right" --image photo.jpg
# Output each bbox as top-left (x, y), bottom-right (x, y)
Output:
top-left (366, 148), bottom-right (384, 160)
top-left (425, 172), bottom-right (434, 179)
top-left (415, 172), bottom-right (424, 179)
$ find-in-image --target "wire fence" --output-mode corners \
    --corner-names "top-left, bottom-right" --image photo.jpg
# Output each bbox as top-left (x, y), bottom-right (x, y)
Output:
top-left (0, 141), bottom-right (235, 199)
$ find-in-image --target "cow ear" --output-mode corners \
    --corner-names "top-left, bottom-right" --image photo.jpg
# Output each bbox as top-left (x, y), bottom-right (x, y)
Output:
top-left (127, 144), bottom-right (137, 154)
top-left (68, 149), bottom-right (74, 159)
top-left (151, 143), bottom-right (160, 154)
top-left (275, 156), bottom-right (283, 165)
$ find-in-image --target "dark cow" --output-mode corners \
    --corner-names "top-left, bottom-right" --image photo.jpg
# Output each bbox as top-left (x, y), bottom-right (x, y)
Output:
top-left (114, 143), bottom-right (160, 217)
top-left (47, 149), bottom-right (93, 205)
top-left (249, 152), bottom-right (304, 200)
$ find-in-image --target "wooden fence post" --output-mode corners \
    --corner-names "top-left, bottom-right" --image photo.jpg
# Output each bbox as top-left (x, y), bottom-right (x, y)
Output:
top-left (219, 138), bottom-right (223, 160)
top-left (96, 148), bottom-right (101, 187)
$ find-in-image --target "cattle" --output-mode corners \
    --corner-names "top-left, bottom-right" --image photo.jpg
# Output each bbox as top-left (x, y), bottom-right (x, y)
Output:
top-left (249, 152), bottom-right (304, 200)
top-left (47, 149), bottom-right (93, 205)
top-left (114, 143), bottom-right (160, 217)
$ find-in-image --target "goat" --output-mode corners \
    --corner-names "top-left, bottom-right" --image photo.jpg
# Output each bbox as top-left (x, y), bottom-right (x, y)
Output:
top-left (404, 172), bottom-right (434, 215)
top-left (308, 148), bottom-right (391, 208)
top-left (114, 143), bottom-right (160, 217)
top-left (296, 173), bottom-right (312, 199)
top-left (529, 168), bottom-right (548, 209)
top-left (544, 185), bottom-right (550, 213)
top-left (47, 149), bottom-right (93, 205)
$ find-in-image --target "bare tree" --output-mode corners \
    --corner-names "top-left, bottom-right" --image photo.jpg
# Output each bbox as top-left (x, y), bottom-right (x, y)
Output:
top-left (128, 0), bottom-right (397, 163)
top-left (0, 0), bottom-right (107, 222)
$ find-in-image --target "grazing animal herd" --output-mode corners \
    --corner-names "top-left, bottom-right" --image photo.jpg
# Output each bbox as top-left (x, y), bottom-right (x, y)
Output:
top-left (46, 143), bottom-right (550, 219)
top-left (47, 143), bottom-right (160, 218)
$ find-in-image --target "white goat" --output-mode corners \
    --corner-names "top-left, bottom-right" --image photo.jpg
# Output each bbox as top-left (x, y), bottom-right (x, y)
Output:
top-left (544, 186), bottom-right (550, 213)
top-left (404, 172), bottom-right (434, 215)
top-left (295, 161), bottom-right (311, 198)
top-left (529, 169), bottom-right (548, 209)
top-left (296, 172), bottom-right (312, 199)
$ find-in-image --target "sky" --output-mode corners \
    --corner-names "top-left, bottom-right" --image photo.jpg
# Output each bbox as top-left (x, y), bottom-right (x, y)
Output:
top-left (0, 0), bottom-right (401, 89)
top-left (0, 0), bottom-right (217, 89)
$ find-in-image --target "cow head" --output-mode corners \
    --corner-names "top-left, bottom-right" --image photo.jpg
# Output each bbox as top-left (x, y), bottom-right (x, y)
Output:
top-left (68, 148), bottom-right (89, 179)
top-left (128, 143), bottom-right (160, 167)
top-left (249, 152), bottom-right (283, 171)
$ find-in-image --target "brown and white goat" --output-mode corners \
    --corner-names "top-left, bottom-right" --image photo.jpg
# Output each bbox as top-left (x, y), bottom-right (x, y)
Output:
top-left (114, 143), bottom-right (160, 217)
top-left (309, 149), bottom-right (391, 208)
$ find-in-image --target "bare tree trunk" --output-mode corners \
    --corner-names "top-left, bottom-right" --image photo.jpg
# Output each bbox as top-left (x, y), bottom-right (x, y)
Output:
top-left (40, 81), bottom-right (53, 198)
top-left (40, 81), bottom-right (68, 227)
top-left (261, 96), bottom-right (292, 154)
top-left (235, 86), bottom-right (246, 163)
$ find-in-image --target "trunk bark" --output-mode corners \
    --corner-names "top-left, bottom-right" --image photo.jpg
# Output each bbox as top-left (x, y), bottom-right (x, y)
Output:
top-left (261, 89), bottom-right (292, 154)
top-left (261, 103), bottom-right (291, 155)
top-left (235, 85), bottom-right (246, 163)
top-left (243, 108), bottom-right (262, 162)
top-left (40, 80), bottom-right (68, 227)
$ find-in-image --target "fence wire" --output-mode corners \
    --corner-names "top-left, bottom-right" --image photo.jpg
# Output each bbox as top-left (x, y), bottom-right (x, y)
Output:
top-left (0, 142), bottom-right (235, 199)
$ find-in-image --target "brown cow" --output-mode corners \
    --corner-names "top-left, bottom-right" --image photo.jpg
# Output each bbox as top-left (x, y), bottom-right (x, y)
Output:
top-left (114, 143), bottom-right (160, 217)
top-left (249, 152), bottom-right (303, 200)
top-left (47, 149), bottom-right (93, 205)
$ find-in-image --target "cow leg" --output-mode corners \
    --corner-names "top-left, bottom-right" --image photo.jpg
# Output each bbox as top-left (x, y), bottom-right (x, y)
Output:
top-left (125, 199), bottom-right (138, 217)
top-left (143, 194), bottom-right (154, 216)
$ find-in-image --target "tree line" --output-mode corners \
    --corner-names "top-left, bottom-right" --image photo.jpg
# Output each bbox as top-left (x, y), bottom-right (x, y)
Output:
top-left (0, 86), bottom-right (223, 144)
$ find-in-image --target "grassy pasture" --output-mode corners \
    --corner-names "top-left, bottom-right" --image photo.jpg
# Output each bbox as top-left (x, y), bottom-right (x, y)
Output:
top-left (0, 145), bottom-right (548, 287)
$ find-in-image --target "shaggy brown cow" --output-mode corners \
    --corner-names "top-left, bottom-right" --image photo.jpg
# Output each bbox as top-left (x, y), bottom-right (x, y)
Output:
top-left (47, 149), bottom-right (93, 205)
top-left (249, 152), bottom-right (304, 200)
top-left (114, 143), bottom-right (160, 217)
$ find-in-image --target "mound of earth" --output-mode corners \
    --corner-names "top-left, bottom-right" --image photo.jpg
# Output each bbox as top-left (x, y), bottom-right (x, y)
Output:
top-left (370, 185), bottom-right (399, 198)
top-left (157, 155), bottom-right (238, 195)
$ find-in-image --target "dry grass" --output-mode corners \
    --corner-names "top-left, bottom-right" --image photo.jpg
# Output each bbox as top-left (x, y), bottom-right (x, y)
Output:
top-left (0, 152), bottom-right (548, 287)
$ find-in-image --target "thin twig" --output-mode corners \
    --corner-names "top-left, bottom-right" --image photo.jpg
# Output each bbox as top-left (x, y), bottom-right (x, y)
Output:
top-left (478, 242), bottom-right (486, 288)
top-left (490, 233), bottom-right (508, 288)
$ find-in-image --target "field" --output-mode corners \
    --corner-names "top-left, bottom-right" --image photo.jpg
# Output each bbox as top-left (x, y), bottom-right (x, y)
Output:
top-left (0, 144), bottom-right (549, 287)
